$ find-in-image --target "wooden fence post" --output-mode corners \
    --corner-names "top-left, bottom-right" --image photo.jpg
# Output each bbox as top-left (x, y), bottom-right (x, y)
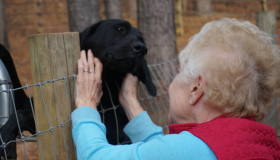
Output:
top-left (28, 32), bottom-right (80, 160)
top-left (256, 11), bottom-right (279, 135)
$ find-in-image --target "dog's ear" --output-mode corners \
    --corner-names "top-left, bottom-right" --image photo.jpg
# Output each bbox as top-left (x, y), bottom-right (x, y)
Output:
top-left (136, 59), bottom-right (157, 97)
top-left (79, 21), bottom-right (102, 50)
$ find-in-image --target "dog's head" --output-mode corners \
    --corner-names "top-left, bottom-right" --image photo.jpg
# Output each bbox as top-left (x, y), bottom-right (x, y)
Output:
top-left (80, 19), bottom-right (156, 96)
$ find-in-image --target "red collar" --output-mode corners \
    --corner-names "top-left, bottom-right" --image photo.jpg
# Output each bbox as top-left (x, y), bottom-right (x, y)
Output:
top-left (169, 115), bottom-right (255, 134)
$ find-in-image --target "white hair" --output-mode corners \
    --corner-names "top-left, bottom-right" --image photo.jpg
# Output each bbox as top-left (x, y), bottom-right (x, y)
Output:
top-left (178, 18), bottom-right (280, 119)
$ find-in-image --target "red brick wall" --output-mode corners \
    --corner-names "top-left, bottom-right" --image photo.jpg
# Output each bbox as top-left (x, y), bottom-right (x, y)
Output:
top-left (4, 0), bottom-right (69, 87)
top-left (176, 0), bottom-right (280, 51)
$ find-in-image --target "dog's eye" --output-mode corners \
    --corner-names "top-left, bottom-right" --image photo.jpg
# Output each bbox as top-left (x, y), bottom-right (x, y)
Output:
top-left (107, 54), bottom-right (112, 59)
top-left (117, 27), bottom-right (126, 34)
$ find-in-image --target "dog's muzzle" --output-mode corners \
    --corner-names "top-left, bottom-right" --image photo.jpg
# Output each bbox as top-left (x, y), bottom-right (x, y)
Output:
top-left (132, 42), bottom-right (147, 55)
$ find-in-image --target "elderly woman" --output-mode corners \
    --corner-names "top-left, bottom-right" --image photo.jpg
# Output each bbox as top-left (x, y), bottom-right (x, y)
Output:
top-left (72, 18), bottom-right (280, 160)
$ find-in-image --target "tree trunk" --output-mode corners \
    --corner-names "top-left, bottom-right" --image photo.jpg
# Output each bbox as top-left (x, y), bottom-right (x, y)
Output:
top-left (196, 0), bottom-right (212, 16)
top-left (138, 0), bottom-right (177, 64)
top-left (105, 0), bottom-right (122, 19)
top-left (0, 0), bottom-right (9, 50)
top-left (67, 0), bottom-right (100, 32)
top-left (182, 0), bottom-right (188, 14)
top-left (128, 0), bottom-right (137, 19)
top-left (256, 11), bottom-right (278, 135)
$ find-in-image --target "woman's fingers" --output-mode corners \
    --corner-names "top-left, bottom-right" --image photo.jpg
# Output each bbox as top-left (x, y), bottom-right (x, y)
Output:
top-left (87, 50), bottom-right (94, 73)
top-left (87, 50), bottom-right (95, 92)
top-left (77, 58), bottom-right (84, 76)
top-left (81, 50), bottom-right (88, 74)
top-left (119, 73), bottom-right (139, 103)
top-left (79, 50), bottom-right (103, 83)
top-left (124, 73), bottom-right (139, 89)
top-left (94, 58), bottom-right (103, 81)
top-left (77, 58), bottom-right (84, 83)
top-left (81, 50), bottom-right (87, 65)
top-left (75, 50), bottom-right (103, 109)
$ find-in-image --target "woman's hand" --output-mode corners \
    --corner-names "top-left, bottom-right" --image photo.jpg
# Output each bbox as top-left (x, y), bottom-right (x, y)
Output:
top-left (75, 50), bottom-right (103, 110)
top-left (119, 74), bottom-right (144, 121)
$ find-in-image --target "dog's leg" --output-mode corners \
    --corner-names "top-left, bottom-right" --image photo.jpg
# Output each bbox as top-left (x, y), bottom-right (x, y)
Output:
top-left (99, 76), bottom-right (131, 145)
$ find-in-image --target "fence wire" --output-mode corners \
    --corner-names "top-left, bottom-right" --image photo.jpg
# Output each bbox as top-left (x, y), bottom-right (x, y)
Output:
top-left (0, 58), bottom-right (179, 160)
top-left (0, 75), bottom-right (76, 160)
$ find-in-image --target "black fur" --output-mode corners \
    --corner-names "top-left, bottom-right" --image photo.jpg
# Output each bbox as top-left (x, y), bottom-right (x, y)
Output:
top-left (0, 44), bottom-right (35, 158)
top-left (80, 19), bottom-right (156, 96)
top-left (0, 19), bottom-right (156, 158)
top-left (80, 19), bottom-right (156, 144)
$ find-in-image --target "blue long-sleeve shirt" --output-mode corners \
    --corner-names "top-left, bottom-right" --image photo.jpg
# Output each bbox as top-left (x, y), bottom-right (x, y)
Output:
top-left (71, 106), bottom-right (217, 160)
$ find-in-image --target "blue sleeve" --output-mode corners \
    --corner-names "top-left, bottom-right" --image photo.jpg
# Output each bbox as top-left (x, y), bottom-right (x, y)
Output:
top-left (71, 106), bottom-right (217, 160)
top-left (123, 111), bottom-right (164, 143)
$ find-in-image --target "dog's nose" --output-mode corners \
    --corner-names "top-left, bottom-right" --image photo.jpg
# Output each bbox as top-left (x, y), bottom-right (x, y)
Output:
top-left (133, 42), bottom-right (147, 55)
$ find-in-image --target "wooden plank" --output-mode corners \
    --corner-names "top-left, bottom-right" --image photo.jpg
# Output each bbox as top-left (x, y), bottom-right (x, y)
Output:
top-left (28, 32), bottom-right (79, 160)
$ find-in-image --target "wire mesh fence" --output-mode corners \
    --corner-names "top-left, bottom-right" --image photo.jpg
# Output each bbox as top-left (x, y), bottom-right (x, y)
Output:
top-left (0, 58), bottom-right (179, 160)
top-left (0, 75), bottom-right (77, 160)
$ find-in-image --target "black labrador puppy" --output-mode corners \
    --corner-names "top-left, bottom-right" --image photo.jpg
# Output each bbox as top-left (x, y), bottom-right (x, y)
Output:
top-left (0, 19), bottom-right (156, 157)
top-left (80, 19), bottom-right (156, 144)
top-left (80, 19), bottom-right (156, 95)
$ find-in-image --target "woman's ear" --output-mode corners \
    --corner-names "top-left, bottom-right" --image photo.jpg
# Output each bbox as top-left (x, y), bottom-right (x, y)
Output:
top-left (189, 74), bottom-right (206, 105)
